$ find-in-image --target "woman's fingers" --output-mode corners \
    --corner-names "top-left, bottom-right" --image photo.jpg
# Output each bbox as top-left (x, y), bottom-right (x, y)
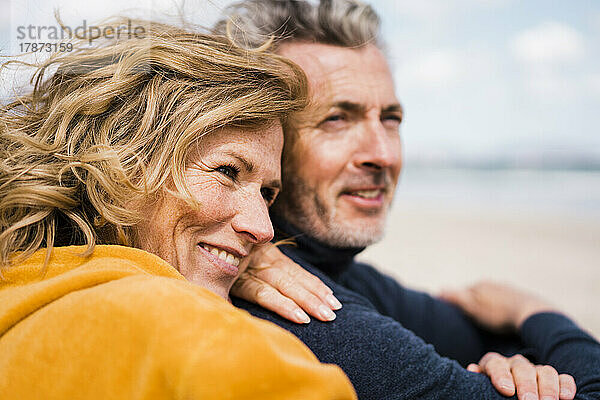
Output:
top-left (243, 244), bottom-right (341, 320)
top-left (536, 365), bottom-right (559, 400)
top-left (478, 352), bottom-right (516, 396)
top-left (231, 273), bottom-right (311, 324)
top-left (253, 265), bottom-right (337, 321)
top-left (474, 352), bottom-right (576, 400)
top-left (510, 355), bottom-right (539, 400)
top-left (467, 363), bottom-right (481, 373)
top-left (558, 374), bottom-right (576, 400)
top-left (275, 259), bottom-right (341, 309)
top-left (248, 254), bottom-right (340, 320)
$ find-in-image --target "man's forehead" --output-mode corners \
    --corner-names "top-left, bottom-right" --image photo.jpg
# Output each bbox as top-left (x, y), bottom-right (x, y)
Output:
top-left (278, 42), bottom-right (400, 110)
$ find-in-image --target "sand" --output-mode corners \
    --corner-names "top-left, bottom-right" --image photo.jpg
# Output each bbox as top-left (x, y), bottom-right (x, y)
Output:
top-left (357, 200), bottom-right (600, 339)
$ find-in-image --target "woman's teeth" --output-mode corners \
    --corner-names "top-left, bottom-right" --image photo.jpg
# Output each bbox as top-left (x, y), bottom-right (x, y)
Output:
top-left (201, 244), bottom-right (240, 266)
top-left (351, 189), bottom-right (381, 199)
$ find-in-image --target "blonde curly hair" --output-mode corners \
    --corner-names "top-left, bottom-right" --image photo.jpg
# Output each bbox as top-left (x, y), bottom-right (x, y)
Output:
top-left (0, 18), bottom-right (307, 270)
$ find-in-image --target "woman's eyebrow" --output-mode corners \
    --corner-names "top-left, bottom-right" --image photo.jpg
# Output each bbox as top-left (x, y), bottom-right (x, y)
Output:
top-left (224, 151), bottom-right (280, 188)
top-left (225, 151), bottom-right (255, 173)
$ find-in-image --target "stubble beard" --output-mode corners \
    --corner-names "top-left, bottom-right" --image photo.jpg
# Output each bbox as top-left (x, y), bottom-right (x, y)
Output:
top-left (273, 174), bottom-right (387, 248)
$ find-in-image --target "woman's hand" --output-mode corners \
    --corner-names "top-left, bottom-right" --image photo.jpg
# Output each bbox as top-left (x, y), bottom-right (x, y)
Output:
top-left (439, 281), bottom-right (558, 331)
top-left (231, 243), bottom-right (342, 324)
top-left (468, 352), bottom-right (576, 400)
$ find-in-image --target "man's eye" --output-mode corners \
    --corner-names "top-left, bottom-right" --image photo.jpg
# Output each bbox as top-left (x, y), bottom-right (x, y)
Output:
top-left (382, 114), bottom-right (402, 129)
top-left (215, 164), bottom-right (240, 180)
top-left (325, 114), bottom-right (344, 121)
top-left (324, 113), bottom-right (345, 122)
top-left (319, 113), bottom-right (348, 130)
top-left (382, 115), bottom-right (402, 123)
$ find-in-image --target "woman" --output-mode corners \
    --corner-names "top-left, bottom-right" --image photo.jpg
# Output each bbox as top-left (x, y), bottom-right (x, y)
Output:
top-left (0, 19), bottom-right (355, 399)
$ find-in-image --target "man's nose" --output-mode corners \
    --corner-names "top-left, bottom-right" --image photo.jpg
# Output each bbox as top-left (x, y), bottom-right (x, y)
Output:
top-left (231, 191), bottom-right (274, 245)
top-left (353, 120), bottom-right (401, 171)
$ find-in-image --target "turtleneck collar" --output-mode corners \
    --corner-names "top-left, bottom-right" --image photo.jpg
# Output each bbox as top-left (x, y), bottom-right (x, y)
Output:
top-left (270, 213), bottom-right (365, 278)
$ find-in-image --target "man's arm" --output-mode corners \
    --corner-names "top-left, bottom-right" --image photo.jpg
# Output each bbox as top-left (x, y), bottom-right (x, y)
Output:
top-left (234, 267), bottom-right (600, 400)
top-left (339, 262), bottom-right (526, 365)
top-left (233, 290), bottom-right (513, 400)
top-left (442, 282), bottom-right (600, 397)
top-left (521, 313), bottom-right (600, 398)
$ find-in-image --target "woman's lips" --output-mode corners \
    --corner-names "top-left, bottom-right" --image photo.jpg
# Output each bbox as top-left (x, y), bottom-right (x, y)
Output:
top-left (199, 243), bottom-right (241, 266)
top-left (197, 243), bottom-right (242, 276)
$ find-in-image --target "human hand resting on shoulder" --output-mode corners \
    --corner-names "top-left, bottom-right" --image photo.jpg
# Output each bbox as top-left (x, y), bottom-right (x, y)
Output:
top-left (441, 282), bottom-right (577, 399)
top-left (468, 352), bottom-right (576, 400)
top-left (231, 243), bottom-right (342, 324)
top-left (439, 281), bottom-right (559, 331)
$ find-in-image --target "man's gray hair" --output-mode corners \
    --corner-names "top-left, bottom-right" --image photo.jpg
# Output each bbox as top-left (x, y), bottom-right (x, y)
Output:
top-left (213, 0), bottom-right (382, 50)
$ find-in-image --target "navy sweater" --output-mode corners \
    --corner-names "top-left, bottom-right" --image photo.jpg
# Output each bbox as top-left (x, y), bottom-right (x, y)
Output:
top-left (233, 216), bottom-right (600, 399)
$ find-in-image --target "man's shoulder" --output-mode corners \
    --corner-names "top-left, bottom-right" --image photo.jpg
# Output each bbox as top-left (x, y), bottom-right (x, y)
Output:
top-left (342, 260), bottom-right (399, 283)
top-left (277, 248), bottom-right (381, 307)
top-left (340, 260), bottom-right (412, 303)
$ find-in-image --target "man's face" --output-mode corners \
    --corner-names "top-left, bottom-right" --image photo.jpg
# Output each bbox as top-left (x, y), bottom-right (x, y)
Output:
top-left (273, 43), bottom-right (402, 247)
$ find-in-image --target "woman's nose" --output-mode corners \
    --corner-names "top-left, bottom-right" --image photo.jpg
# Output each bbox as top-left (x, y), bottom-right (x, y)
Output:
top-left (231, 191), bottom-right (274, 244)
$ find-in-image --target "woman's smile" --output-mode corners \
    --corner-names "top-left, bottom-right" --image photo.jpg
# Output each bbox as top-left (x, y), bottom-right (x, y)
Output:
top-left (136, 122), bottom-right (283, 299)
top-left (198, 242), bottom-right (244, 275)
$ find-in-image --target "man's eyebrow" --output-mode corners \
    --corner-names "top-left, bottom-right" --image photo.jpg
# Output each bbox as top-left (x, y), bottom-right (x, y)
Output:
top-left (332, 101), bottom-right (403, 116)
top-left (332, 101), bottom-right (367, 114)
top-left (225, 152), bottom-right (254, 173)
top-left (382, 104), bottom-right (403, 115)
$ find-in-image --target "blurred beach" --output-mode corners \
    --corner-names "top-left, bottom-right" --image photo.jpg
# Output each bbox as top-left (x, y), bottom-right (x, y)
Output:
top-left (358, 166), bottom-right (600, 339)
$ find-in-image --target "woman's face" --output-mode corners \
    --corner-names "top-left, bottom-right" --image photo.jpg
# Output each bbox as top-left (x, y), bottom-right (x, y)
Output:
top-left (137, 121), bottom-right (283, 299)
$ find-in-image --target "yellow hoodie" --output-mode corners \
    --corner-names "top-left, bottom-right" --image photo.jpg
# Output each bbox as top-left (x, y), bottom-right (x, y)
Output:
top-left (0, 245), bottom-right (356, 400)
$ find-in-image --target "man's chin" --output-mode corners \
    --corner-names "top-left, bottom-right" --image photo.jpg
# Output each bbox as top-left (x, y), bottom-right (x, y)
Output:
top-left (325, 221), bottom-right (384, 247)
top-left (324, 209), bottom-right (387, 248)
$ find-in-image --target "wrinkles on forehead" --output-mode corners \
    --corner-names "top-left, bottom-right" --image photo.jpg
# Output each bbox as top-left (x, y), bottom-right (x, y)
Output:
top-left (280, 42), bottom-right (400, 130)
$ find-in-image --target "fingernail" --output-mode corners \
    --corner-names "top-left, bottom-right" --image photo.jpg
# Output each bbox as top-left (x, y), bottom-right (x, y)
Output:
top-left (498, 379), bottom-right (514, 390)
top-left (318, 305), bottom-right (336, 321)
top-left (466, 364), bottom-right (478, 372)
top-left (522, 393), bottom-right (538, 400)
top-left (560, 388), bottom-right (573, 398)
top-left (541, 396), bottom-right (555, 400)
top-left (326, 294), bottom-right (342, 310)
top-left (294, 309), bottom-right (310, 324)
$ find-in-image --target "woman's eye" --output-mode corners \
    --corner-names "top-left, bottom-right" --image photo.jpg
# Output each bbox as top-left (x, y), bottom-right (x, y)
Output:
top-left (261, 187), bottom-right (278, 204)
top-left (215, 165), bottom-right (240, 180)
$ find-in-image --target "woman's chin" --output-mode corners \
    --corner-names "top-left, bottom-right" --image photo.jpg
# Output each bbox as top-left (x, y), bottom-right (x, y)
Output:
top-left (184, 272), bottom-right (232, 300)
top-left (207, 284), bottom-right (231, 300)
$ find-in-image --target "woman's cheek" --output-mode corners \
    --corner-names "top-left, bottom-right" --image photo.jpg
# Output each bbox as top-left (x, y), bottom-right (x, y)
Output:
top-left (190, 179), bottom-right (237, 220)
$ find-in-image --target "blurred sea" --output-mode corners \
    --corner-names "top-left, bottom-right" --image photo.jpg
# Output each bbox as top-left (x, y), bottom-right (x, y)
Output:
top-left (395, 167), bottom-right (600, 219)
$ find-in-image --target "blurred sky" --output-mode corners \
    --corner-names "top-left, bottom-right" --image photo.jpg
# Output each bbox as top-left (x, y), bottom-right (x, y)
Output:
top-left (1, 0), bottom-right (599, 164)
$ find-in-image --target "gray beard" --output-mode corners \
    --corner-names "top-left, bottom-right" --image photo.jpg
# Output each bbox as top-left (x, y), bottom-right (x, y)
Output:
top-left (272, 175), bottom-right (386, 248)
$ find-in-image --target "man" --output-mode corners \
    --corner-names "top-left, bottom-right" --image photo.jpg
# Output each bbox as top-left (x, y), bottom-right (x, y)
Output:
top-left (214, 1), bottom-right (600, 399)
